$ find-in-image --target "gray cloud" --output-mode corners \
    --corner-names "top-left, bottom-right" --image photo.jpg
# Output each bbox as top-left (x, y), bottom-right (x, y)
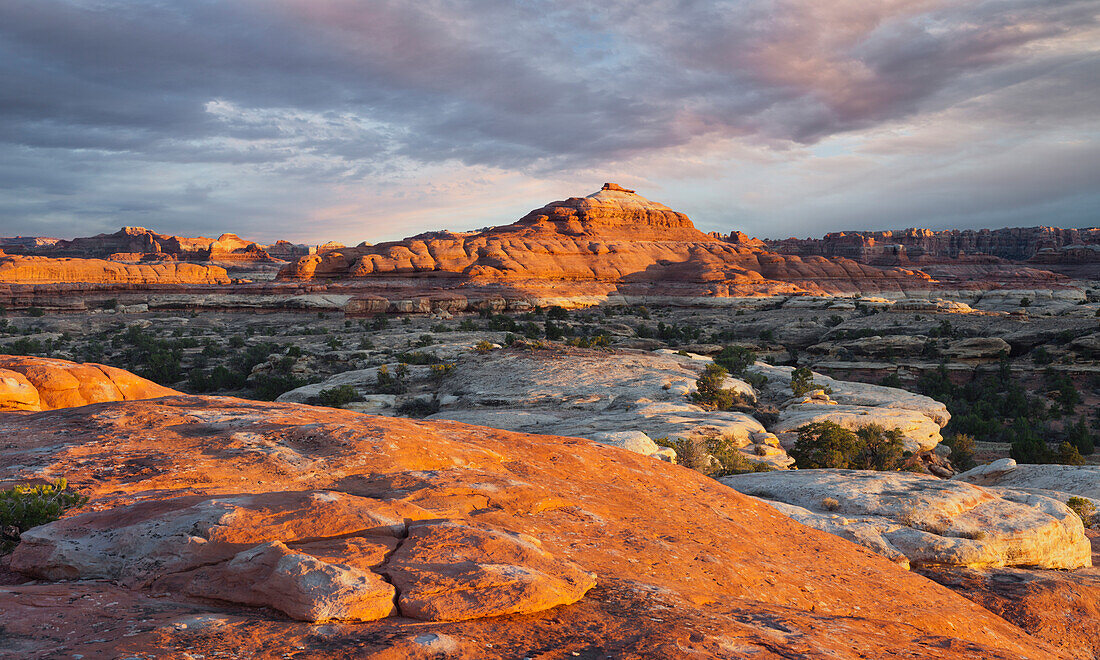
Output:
top-left (0, 0), bottom-right (1096, 240)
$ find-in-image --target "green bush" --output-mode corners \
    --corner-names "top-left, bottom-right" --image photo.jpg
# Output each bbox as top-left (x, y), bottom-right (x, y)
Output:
top-left (316, 384), bottom-right (363, 408)
top-left (1068, 416), bottom-right (1095, 455)
top-left (943, 433), bottom-right (977, 472)
top-left (714, 346), bottom-right (756, 375)
top-left (25, 306), bottom-right (45, 317)
top-left (657, 436), bottom-right (772, 477)
top-left (790, 421), bottom-right (905, 470)
top-left (375, 363), bottom-right (409, 394)
top-left (789, 366), bottom-right (815, 397)
top-left (692, 364), bottom-right (747, 411)
top-left (1, 478), bottom-right (87, 554)
top-left (1067, 497), bottom-right (1096, 527)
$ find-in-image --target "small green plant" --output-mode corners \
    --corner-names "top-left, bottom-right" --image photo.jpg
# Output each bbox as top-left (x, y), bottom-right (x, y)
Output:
top-left (943, 433), bottom-right (977, 472)
top-left (1066, 497), bottom-right (1096, 527)
top-left (374, 363), bottom-right (410, 394)
top-left (25, 306), bottom-right (45, 317)
top-left (316, 384), bottom-right (362, 408)
top-left (789, 366), bottom-right (815, 397)
top-left (692, 364), bottom-right (748, 411)
top-left (714, 345), bottom-right (756, 375)
top-left (474, 340), bottom-right (494, 354)
top-left (1, 478), bottom-right (88, 554)
top-left (1019, 297), bottom-right (1032, 308)
top-left (430, 363), bottom-right (455, 382)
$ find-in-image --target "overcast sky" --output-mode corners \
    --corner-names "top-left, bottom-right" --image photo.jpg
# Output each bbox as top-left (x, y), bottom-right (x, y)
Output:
top-left (1, 0), bottom-right (1097, 244)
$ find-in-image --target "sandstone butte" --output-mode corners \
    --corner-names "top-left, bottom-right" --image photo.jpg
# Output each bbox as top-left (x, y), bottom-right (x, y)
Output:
top-left (277, 183), bottom-right (938, 301)
top-left (0, 255), bottom-right (230, 285)
top-left (0, 358), bottom-right (1073, 659)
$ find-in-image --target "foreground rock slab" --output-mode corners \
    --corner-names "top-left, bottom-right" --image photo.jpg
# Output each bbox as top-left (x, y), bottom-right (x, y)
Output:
top-left (722, 469), bottom-right (1092, 570)
top-left (0, 396), bottom-right (1068, 658)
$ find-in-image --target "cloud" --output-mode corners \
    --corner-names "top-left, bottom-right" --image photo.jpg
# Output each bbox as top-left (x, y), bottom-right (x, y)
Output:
top-left (0, 0), bottom-right (1096, 241)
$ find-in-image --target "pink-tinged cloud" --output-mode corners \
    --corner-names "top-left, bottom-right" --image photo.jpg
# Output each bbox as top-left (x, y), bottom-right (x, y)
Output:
top-left (0, 0), bottom-right (1096, 242)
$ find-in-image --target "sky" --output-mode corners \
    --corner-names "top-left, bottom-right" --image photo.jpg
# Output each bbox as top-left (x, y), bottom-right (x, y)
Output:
top-left (1, 0), bottom-right (1098, 245)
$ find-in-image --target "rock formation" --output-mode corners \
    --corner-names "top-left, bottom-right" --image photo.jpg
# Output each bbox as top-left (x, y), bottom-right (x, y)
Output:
top-left (0, 393), bottom-right (1066, 658)
top-left (0, 255), bottom-right (230, 285)
top-left (278, 184), bottom-right (938, 304)
top-left (766, 226), bottom-right (1100, 265)
top-left (722, 469), bottom-right (1093, 571)
top-left (0, 355), bottom-right (179, 411)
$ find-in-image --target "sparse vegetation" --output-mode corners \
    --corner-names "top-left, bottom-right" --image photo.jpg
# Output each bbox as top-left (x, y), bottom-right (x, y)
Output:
top-left (790, 422), bottom-right (905, 471)
top-left (316, 384), bottom-right (363, 408)
top-left (1, 478), bottom-right (87, 554)
top-left (1067, 497), bottom-right (1096, 527)
top-left (789, 366), bottom-right (815, 397)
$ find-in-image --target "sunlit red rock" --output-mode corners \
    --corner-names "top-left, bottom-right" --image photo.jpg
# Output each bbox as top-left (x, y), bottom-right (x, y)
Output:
top-left (0, 394), bottom-right (1067, 657)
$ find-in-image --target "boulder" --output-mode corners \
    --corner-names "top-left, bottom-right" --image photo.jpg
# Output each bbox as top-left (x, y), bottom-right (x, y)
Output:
top-left (0, 355), bottom-right (178, 411)
top-left (954, 462), bottom-right (1100, 500)
top-left (721, 469), bottom-right (1092, 571)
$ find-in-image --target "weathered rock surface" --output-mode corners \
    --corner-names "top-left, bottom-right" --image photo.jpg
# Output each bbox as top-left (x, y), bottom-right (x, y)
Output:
top-left (954, 460), bottom-right (1100, 500)
top-left (919, 532), bottom-right (1100, 660)
top-left (0, 395), bottom-right (1066, 658)
top-left (0, 255), bottom-right (230, 285)
top-left (0, 355), bottom-right (178, 411)
top-left (748, 362), bottom-right (949, 451)
top-left (722, 469), bottom-right (1092, 570)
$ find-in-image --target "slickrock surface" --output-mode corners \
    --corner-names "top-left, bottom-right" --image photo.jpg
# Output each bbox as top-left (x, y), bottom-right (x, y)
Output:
top-left (279, 347), bottom-right (789, 467)
top-left (278, 184), bottom-right (936, 300)
top-left (0, 355), bottom-right (178, 411)
top-left (954, 460), bottom-right (1100, 500)
top-left (748, 362), bottom-right (949, 451)
top-left (919, 532), bottom-right (1100, 660)
top-left (722, 469), bottom-right (1092, 571)
top-left (0, 395), bottom-right (1065, 658)
top-left (0, 255), bottom-right (230, 285)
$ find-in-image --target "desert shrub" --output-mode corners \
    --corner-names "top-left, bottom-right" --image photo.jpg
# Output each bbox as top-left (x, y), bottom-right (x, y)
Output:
top-left (395, 397), bottom-right (441, 418)
top-left (743, 371), bottom-right (768, 389)
top-left (789, 366), bottom-right (815, 397)
top-left (1032, 346), bottom-right (1053, 365)
top-left (1068, 416), bottom-right (1095, 455)
top-left (375, 363), bottom-right (409, 394)
top-left (825, 314), bottom-right (844, 328)
top-left (25, 306), bottom-right (45, 317)
top-left (821, 497), bottom-right (840, 511)
top-left (544, 321), bottom-right (565, 340)
top-left (316, 384), bottom-right (363, 408)
top-left (249, 374), bottom-right (310, 400)
top-left (1067, 497), bottom-right (1096, 527)
top-left (758, 329), bottom-right (775, 342)
top-left (474, 340), bottom-right (494, 354)
top-left (943, 433), bottom-right (977, 472)
top-left (1056, 441), bottom-right (1086, 466)
top-left (1008, 419), bottom-right (1052, 463)
top-left (790, 421), bottom-right (904, 471)
top-left (1, 478), bottom-right (87, 554)
top-left (714, 346), bottom-right (756, 375)
top-left (657, 436), bottom-right (771, 476)
top-left (547, 306), bottom-right (568, 320)
top-left (393, 351), bottom-right (440, 365)
top-left (692, 364), bottom-right (746, 411)
top-left (101, 298), bottom-right (118, 310)
top-left (852, 425), bottom-right (906, 471)
top-left (429, 363), bottom-right (455, 383)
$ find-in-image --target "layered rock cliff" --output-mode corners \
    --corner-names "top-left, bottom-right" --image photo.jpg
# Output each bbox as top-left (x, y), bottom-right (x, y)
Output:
top-left (0, 255), bottom-right (230, 285)
top-left (766, 226), bottom-right (1100, 266)
top-left (278, 184), bottom-right (935, 300)
top-left (6, 226), bottom-right (280, 265)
